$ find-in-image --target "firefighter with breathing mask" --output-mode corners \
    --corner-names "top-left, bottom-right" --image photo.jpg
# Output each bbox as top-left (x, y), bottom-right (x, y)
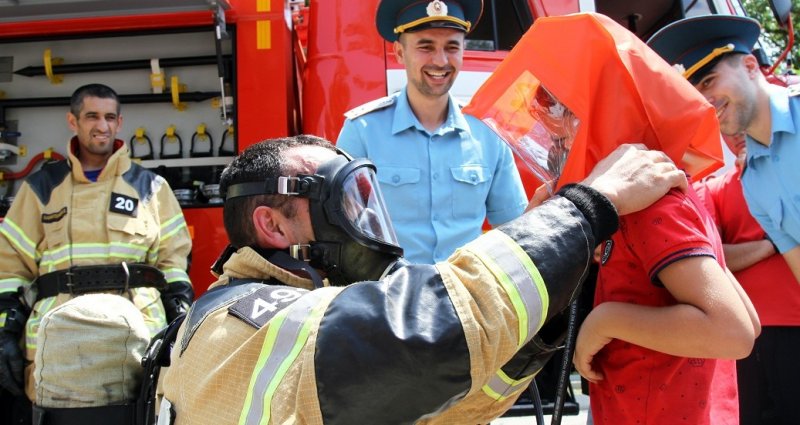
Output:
top-left (154, 133), bottom-right (687, 424)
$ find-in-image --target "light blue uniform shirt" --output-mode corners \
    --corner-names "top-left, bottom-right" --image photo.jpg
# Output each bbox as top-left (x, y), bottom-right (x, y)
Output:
top-left (337, 89), bottom-right (527, 264)
top-left (742, 86), bottom-right (800, 253)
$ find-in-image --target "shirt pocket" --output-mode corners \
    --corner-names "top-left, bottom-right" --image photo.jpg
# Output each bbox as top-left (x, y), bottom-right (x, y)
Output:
top-left (41, 215), bottom-right (68, 251)
top-left (377, 166), bottom-right (422, 222)
top-left (450, 165), bottom-right (490, 219)
top-left (107, 213), bottom-right (154, 261)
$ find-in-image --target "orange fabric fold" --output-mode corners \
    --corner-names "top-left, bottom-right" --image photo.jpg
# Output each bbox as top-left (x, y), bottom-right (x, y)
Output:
top-left (464, 13), bottom-right (723, 190)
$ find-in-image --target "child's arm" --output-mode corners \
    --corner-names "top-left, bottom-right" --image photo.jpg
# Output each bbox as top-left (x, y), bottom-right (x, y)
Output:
top-left (725, 267), bottom-right (761, 336)
top-left (574, 255), bottom-right (758, 382)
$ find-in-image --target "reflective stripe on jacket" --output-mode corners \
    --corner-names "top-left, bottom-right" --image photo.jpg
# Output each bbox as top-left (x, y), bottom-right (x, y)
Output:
top-left (161, 194), bottom-right (595, 425)
top-left (0, 139), bottom-right (192, 357)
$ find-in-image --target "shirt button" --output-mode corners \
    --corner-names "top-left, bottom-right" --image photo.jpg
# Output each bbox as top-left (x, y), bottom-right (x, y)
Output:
top-left (392, 175), bottom-right (400, 183)
top-left (470, 173), bottom-right (478, 182)
top-left (773, 155), bottom-right (780, 162)
top-left (433, 173), bottom-right (439, 180)
top-left (433, 215), bottom-right (439, 221)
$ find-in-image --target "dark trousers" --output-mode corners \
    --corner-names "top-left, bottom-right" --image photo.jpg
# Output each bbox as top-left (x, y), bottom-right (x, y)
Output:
top-left (737, 326), bottom-right (800, 425)
top-left (0, 391), bottom-right (32, 425)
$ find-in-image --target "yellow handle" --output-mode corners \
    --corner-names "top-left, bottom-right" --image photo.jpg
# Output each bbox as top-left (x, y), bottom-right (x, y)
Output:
top-left (170, 76), bottom-right (187, 111)
top-left (43, 49), bottom-right (64, 85)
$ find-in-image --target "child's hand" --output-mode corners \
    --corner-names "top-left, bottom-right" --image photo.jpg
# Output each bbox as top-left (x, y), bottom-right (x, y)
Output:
top-left (573, 311), bottom-right (611, 383)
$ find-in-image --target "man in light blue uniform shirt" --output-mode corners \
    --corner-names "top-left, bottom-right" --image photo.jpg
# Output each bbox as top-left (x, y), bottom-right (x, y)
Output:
top-left (337, 0), bottom-right (527, 264)
top-left (649, 15), bottom-right (800, 283)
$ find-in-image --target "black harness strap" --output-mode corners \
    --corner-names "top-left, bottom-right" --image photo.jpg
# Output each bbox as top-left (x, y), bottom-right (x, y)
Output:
top-left (33, 403), bottom-right (136, 425)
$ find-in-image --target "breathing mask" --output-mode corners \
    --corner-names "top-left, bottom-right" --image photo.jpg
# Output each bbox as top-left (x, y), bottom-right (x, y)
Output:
top-left (225, 150), bottom-right (404, 286)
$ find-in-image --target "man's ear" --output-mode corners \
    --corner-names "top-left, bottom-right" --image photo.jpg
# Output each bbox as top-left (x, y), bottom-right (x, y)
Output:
top-left (252, 205), bottom-right (290, 248)
top-left (66, 112), bottom-right (78, 133)
top-left (393, 39), bottom-right (405, 63)
top-left (743, 54), bottom-right (761, 78)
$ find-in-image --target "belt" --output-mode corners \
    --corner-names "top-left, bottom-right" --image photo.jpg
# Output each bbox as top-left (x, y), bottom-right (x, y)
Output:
top-left (36, 263), bottom-right (167, 301)
top-left (33, 403), bottom-right (136, 425)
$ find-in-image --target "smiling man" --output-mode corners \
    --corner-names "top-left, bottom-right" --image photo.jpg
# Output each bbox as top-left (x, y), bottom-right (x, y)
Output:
top-left (336, 0), bottom-right (527, 265)
top-left (0, 83), bottom-right (192, 423)
top-left (648, 15), bottom-right (800, 287)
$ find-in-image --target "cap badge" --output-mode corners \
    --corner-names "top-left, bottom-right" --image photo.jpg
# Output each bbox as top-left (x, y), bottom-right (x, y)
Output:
top-left (427, 0), bottom-right (448, 17)
top-left (672, 63), bottom-right (686, 75)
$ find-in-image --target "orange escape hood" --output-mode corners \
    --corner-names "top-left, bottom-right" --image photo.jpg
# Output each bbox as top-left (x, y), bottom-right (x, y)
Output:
top-left (464, 13), bottom-right (723, 192)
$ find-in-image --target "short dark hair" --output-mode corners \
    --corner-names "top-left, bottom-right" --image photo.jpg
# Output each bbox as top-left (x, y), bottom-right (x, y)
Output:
top-left (69, 84), bottom-right (120, 117)
top-left (220, 135), bottom-right (336, 247)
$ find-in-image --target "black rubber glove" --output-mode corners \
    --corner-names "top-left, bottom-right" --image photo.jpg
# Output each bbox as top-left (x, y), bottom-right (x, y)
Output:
top-left (161, 281), bottom-right (194, 322)
top-left (0, 309), bottom-right (26, 396)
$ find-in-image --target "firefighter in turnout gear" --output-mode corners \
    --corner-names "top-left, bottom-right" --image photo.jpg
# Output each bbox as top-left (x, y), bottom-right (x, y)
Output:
top-left (156, 134), bottom-right (687, 424)
top-left (0, 84), bottom-right (193, 423)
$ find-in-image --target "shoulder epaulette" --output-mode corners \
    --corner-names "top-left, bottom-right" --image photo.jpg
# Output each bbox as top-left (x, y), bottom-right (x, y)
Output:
top-left (179, 280), bottom-right (266, 354)
top-left (344, 94), bottom-right (397, 120)
top-left (122, 162), bottom-right (159, 203)
top-left (25, 160), bottom-right (71, 205)
top-left (789, 84), bottom-right (800, 97)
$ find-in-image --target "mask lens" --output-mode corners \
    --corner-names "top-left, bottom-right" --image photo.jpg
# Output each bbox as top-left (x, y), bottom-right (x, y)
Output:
top-left (341, 167), bottom-right (399, 246)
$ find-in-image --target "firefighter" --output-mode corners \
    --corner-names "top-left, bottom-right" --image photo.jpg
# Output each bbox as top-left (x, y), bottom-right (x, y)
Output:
top-left (0, 84), bottom-right (193, 423)
top-left (156, 134), bottom-right (687, 424)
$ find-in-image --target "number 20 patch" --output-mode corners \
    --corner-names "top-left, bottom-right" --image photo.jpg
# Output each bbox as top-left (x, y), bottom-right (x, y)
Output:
top-left (110, 193), bottom-right (139, 217)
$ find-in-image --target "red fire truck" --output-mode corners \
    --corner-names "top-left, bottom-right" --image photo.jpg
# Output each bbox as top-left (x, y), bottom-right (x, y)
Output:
top-left (0, 0), bottom-right (793, 296)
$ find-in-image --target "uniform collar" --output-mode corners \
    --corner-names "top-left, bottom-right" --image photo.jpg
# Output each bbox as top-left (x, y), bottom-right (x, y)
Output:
top-left (391, 88), bottom-right (469, 135)
top-left (746, 86), bottom-right (796, 167)
top-left (66, 137), bottom-right (131, 182)
top-left (215, 246), bottom-right (319, 291)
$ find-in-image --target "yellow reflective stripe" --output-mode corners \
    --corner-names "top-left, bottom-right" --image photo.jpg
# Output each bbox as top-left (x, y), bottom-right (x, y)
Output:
top-left (0, 311), bottom-right (6, 328)
top-left (240, 287), bottom-right (335, 425)
top-left (482, 369), bottom-right (535, 401)
top-left (147, 250), bottom-right (158, 264)
top-left (26, 297), bottom-right (56, 350)
top-left (162, 267), bottom-right (190, 283)
top-left (160, 214), bottom-right (187, 242)
top-left (683, 43), bottom-right (734, 79)
top-left (0, 218), bottom-right (36, 260)
top-left (0, 278), bottom-right (28, 294)
top-left (504, 234), bottom-right (549, 331)
top-left (40, 242), bottom-right (149, 269)
top-left (463, 230), bottom-right (548, 347)
top-left (474, 250), bottom-right (528, 346)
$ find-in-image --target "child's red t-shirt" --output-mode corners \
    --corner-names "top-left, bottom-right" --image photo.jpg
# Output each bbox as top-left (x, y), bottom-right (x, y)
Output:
top-left (590, 187), bottom-right (739, 425)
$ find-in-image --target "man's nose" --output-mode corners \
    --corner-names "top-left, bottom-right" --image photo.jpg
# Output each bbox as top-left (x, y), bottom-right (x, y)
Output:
top-left (95, 119), bottom-right (109, 131)
top-left (708, 97), bottom-right (725, 110)
top-left (431, 48), bottom-right (448, 66)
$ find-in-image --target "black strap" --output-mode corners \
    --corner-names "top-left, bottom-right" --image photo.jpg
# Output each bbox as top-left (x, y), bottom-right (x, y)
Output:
top-left (36, 264), bottom-right (166, 302)
top-left (137, 314), bottom-right (186, 425)
top-left (255, 248), bottom-right (325, 289)
top-left (33, 403), bottom-right (136, 425)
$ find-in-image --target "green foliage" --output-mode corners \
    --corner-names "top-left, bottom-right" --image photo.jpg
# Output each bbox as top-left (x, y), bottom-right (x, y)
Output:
top-left (741, 0), bottom-right (799, 72)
